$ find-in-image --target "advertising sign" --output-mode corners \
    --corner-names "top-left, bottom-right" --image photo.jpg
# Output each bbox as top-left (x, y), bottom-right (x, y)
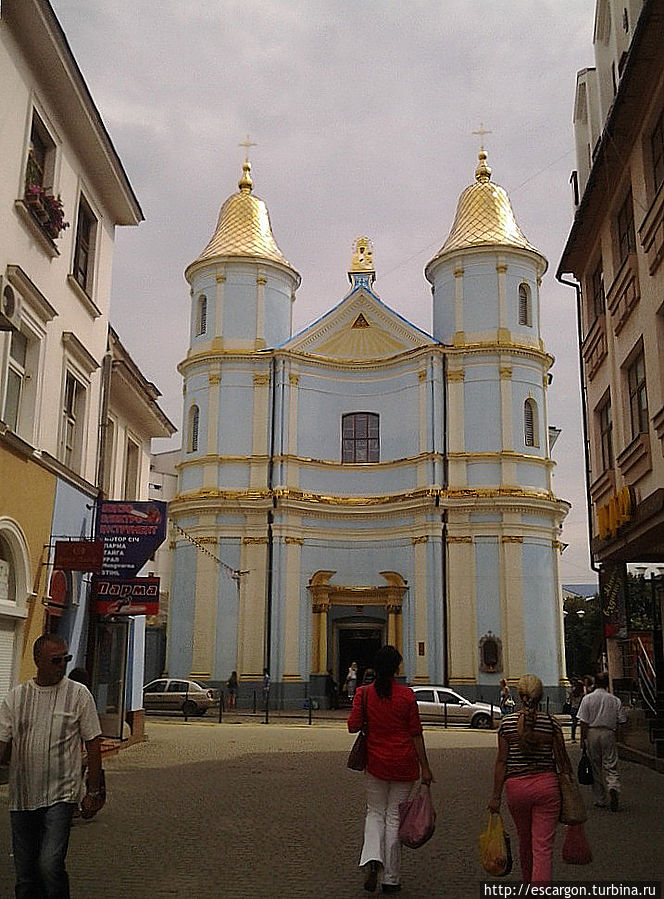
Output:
top-left (54, 540), bottom-right (104, 572)
top-left (91, 575), bottom-right (160, 616)
top-left (95, 501), bottom-right (167, 577)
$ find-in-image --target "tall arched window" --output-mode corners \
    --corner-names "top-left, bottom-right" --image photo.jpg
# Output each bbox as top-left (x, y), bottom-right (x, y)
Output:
top-left (188, 404), bottom-right (199, 453)
top-left (518, 283), bottom-right (532, 326)
top-left (342, 412), bottom-right (379, 462)
top-left (524, 398), bottom-right (539, 447)
top-left (196, 295), bottom-right (207, 336)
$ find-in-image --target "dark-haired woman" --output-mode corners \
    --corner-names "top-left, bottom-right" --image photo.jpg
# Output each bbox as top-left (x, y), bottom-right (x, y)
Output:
top-left (488, 674), bottom-right (574, 884)
top-left (348, 645), bottom-right (433, 894)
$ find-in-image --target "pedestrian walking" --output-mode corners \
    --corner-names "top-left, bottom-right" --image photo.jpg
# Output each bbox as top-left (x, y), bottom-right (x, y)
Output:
top-left (568, 678), bottom-right (584, 742)
top-left (488, 674), bottom-right (574, 884)
top-left (498, 678), bottom-right (514, 713)
top-left (0, 635), bottom-right (104, 897)
top-left (346, 662), bottom-right (358, 701)
top-left (227, 671), bottom-right (238, 711)
top-left (576, 671), bottom-right (627, 811)
top-left (325, 669), bottom-right (338, 710)
top-left (347, 645), bottom-right (433, 894)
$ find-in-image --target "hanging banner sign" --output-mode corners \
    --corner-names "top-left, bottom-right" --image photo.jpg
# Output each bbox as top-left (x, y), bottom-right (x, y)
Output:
top-left (91, 575), bottom-right (160, 616)
top-left (54, 540), bottom-right (104, 572)
top-left (95, 501), bottom-right (167, 577)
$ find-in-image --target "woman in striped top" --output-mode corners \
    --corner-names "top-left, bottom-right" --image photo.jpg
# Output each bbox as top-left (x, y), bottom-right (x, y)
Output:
top-left (487, 675), bottom-right (573, 884)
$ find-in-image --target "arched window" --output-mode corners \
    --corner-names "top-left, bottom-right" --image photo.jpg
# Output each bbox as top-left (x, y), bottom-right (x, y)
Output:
top-left (518, 283), bottom-right (532, 326)
top-left (188, 404), bottom-right (199, 453)
top-left (196, 295), bottom-right (207, 336)
top-left (342, 412), bottom-right (379, 462)
top-left (524, 398), bottom-right (539, 447)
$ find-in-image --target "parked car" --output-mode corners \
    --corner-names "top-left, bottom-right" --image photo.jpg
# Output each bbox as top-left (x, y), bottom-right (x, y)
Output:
top-left (410, 686), bottom-right (501, 728)
top-left (143, 678), bottom-right (220, 717)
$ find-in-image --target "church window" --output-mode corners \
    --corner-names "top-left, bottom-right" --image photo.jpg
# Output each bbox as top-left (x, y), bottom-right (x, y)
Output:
top-left (524, 399), bottom-right (539, 447)
top-left (342, 412), bottom-right (379, 462)
top-left (188, 404), bottom-right (199, 453)
top-left (197, 295), bottom-right (207, 336)
top-left (518, 283), bottom-right (532, 326)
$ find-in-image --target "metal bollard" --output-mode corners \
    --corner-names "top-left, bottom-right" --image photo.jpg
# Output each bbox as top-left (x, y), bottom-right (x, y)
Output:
top-left (443, 702), bottom-right (448, 728)
top-left (308, 695), bottom-right (312, 725)
top-left (264, 695), bottom-right (269, 725)
top-left (218, 691), bottom-right (223, 723)
top-left (253, 690), bottom-right (257, 714)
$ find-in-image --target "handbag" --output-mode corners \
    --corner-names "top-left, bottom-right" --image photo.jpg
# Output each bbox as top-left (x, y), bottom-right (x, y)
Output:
top-left (558, 770), bottom-right (587, 824)
top-left (347, 690), bottom-right (368, 771)
top-left (479, 813), bottom-right (513, 877)
top-left (562, 823), bottom-right (593, 864)
top-left (398, 784), bottom-right (436, 848)
top-left (577, 748), bottom-right (594, 785)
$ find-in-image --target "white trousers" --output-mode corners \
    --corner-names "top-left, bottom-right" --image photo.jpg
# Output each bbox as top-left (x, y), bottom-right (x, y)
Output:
top-left (586, 727), bottom-right (620, 805)
top-left (359, 773), bottom-right (416, 886)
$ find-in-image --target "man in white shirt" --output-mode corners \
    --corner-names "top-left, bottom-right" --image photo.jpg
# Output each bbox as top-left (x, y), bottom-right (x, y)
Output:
top-left (576, 671), bottom-right (627, 811)
top-left (0, 634), bottom-right (104, 898)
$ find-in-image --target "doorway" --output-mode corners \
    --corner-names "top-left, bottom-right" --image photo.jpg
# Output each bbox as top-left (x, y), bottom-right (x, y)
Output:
top-left (338, 626), bottom-right (383, 694)
top-left (91, 619), bottom-right (128, 739)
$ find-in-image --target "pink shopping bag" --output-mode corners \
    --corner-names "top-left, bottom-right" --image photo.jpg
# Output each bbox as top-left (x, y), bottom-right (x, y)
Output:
top-left (398, 784), bottom-right (436, 848)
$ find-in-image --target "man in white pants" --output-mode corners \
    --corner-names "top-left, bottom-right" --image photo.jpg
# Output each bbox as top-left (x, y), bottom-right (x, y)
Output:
top-left (577, 671), bottom-right (627, 811)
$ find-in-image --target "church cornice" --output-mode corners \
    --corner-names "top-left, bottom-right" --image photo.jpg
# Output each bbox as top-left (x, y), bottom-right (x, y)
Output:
top-left (177, 344), bottom-right (449, 375)
top-left (176, 451), bottom-right (445, 472)
top-left (170, 486), bottom-right (569, 518)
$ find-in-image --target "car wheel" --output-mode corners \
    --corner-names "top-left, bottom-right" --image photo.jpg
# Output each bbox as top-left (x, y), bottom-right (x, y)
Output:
top-left (471, 713), bottom-right (493, 729)
top-left (182, 700), bottom-right (198, 717)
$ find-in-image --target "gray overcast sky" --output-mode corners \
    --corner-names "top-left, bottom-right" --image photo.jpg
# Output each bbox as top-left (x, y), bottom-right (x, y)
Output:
top-left (51, 0), bottom-right (599, 584)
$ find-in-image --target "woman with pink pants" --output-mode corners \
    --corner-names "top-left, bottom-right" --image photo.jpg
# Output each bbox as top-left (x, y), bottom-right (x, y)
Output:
top-left (488, 675), bottom-right (573, 884)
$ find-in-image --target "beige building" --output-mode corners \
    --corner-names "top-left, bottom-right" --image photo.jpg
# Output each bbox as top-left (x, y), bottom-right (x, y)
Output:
top-left (558, 0), bottom-right (664, 705)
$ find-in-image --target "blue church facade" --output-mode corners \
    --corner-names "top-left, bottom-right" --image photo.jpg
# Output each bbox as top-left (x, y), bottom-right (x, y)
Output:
top-left (167, 152), bottom-right (570, 707)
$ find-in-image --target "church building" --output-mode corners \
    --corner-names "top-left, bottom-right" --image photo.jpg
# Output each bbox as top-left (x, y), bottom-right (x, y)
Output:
top-left (167, 150), bottom-right (570, 706)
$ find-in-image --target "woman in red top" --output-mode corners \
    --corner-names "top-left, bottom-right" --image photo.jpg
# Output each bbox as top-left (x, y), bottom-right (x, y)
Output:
top-left (348, 645), bottom-right (433, 894)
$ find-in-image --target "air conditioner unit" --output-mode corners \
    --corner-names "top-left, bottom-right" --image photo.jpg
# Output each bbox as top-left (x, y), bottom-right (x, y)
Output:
top-left (0, 277), bottom-right (22, 331)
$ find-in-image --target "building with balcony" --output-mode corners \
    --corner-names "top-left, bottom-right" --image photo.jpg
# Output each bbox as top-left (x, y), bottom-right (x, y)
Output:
top-left (558, 0), bottom-right (664, 756)
top-left (0, 1), bottom-right (174, 736)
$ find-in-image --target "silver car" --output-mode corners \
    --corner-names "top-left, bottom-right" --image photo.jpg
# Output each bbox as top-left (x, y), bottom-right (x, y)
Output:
top-left (143, 678), bottom-right (220, 717)
top-left (410, 686), bottom-right (501, 728)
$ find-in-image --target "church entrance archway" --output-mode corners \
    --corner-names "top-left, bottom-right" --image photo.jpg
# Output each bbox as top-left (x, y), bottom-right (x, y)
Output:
top-left (337, 624), bottom-right (383, 694)
top-left (308, 570), bottom-right (407, 684)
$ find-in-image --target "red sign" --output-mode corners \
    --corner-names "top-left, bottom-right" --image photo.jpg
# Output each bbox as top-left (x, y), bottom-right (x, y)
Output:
top-left (54, 541), bottom-right (104, 572)
top-left (91, 576), bottom-right (160, 616)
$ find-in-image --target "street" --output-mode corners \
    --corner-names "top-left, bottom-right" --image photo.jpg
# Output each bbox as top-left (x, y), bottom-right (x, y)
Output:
top-left (0, 721), bottom-right (662, 898)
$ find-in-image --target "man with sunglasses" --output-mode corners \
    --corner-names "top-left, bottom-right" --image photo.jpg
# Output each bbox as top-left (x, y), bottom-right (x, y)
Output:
top-left (0, 634), bottom-right (103, 897)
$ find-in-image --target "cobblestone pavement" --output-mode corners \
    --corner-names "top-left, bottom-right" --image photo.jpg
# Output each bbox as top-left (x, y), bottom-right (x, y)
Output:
top-left (0, 720), bottom-right (662, 898)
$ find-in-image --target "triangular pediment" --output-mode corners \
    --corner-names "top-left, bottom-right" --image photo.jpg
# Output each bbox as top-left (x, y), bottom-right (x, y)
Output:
top-left (283, 288), bottom-right (435, 360)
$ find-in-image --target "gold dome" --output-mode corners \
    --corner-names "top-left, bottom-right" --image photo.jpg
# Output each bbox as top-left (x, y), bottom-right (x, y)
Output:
top-left (427, 151), bottom-right (540, 268)
top-left (186, 161), bottom-right (299, 279)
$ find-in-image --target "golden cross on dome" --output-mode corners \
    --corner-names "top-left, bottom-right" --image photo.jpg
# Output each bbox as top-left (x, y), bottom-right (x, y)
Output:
top-left (472, 123), bottom-right (492, 151)
top-left (239, 135), bottom-right (257, 162)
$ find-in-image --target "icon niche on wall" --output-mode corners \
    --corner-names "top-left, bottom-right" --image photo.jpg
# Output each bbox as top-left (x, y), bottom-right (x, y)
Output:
top-left (479, 632), bottom-right (503, 673)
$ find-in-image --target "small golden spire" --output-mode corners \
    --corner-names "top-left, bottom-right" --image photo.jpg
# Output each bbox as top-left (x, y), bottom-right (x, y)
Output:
top-left (238, 159), bottom-right (253, 193)
top-left (475, 149), bottom-right (492, 183)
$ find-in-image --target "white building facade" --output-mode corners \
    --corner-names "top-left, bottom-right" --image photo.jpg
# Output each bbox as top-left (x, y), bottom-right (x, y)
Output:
top-left (168, 153), bottom-right (569, 707)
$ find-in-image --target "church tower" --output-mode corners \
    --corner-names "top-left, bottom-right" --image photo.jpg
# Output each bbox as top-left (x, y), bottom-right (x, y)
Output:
top-left (426, 150), bottom-right (569, 690)
top-left (169, 161), bottom-right (300, 684)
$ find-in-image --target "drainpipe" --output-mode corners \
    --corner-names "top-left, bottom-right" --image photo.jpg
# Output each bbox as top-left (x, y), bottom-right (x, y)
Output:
top-left (265, 354), bottom-right (278, 674)
top-left (95, 349), bottom-right (112, 499)
top-left (441, 351), bottom-right (449, 685)
top-left (555, 273), bottom-right (600, 576)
